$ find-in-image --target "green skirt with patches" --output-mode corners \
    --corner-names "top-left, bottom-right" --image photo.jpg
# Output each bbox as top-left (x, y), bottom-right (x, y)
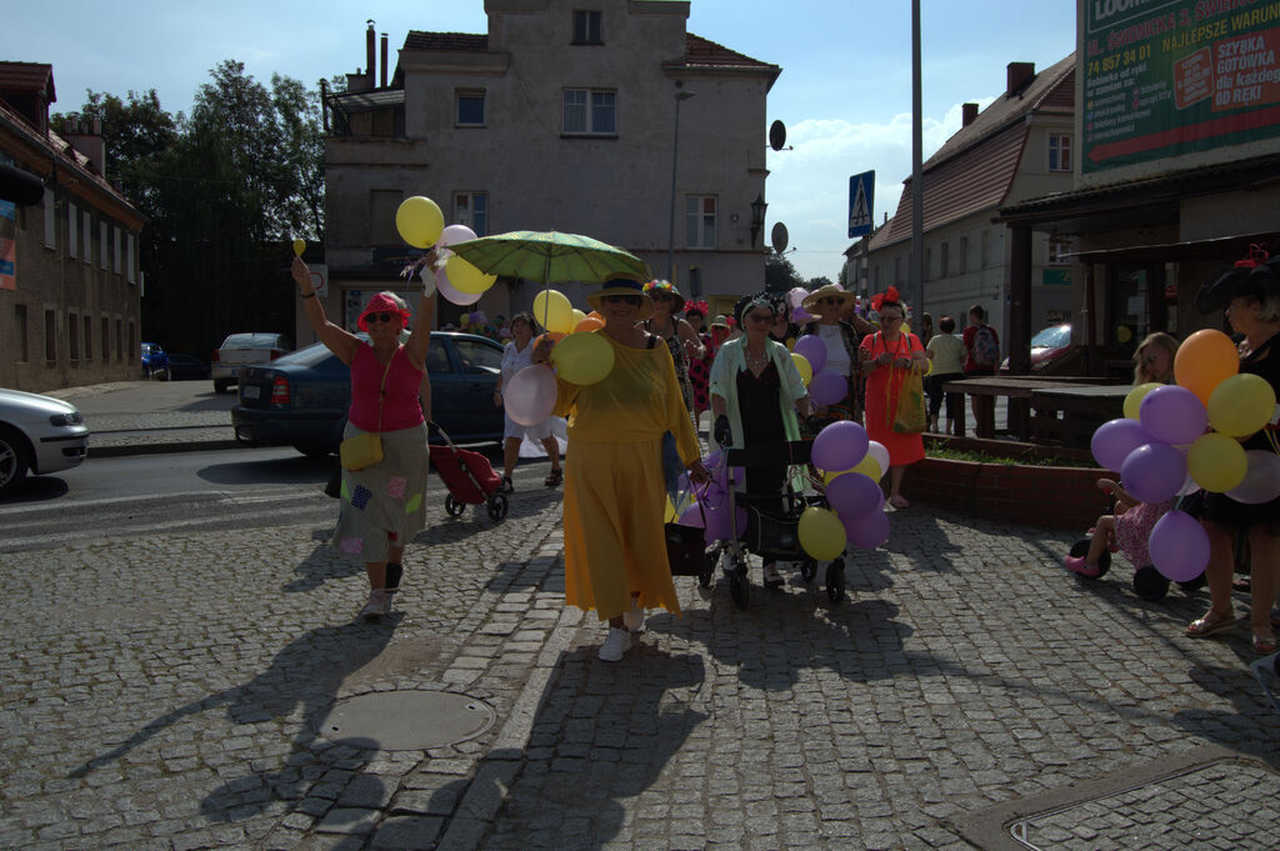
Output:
top-left (333, 421), bottom-right (429, 562)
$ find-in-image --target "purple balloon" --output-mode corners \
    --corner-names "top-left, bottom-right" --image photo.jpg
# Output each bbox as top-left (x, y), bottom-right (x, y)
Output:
top-left (826, 472), bottom-right (882, 517)
top-left (809, 371), bottom-right (848, 407)
top-left (812, 420), bottom-right (869, 472)
top-left (703, 502), bottom-right (747, 542)
top-left (1138, 385), bottom-right (1208, 446)
top-left (1120, 442), bottom-right (1187, 504)
top-left (1147, 510), bottom-right (1209, 582)
top-left (844, 507), bottom-right (889, 549)
top-left (794, 334), bottom-right (827, 373)
top-left (1091, 418), bottom-right (1152, 471)
top-left (677, 504), bottom-right (705, 529)
top-left (791, 306), bottom-right (815, 324)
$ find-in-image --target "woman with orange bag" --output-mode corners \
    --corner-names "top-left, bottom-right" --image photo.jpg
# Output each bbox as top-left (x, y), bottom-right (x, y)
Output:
top-left (859, 287), bottom-right (928, 509)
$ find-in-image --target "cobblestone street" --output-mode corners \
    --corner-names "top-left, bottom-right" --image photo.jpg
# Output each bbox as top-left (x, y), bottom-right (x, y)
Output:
top-left (2, 471), bottom-right (1278, 848)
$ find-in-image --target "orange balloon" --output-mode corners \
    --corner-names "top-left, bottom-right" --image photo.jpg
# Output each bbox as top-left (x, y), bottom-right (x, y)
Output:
top-left (1174, 329), bottom-right (1239, 404)
top-left (574, 316), bottom-right (604, 333)
top-left (534, 332), bottom-right (566, 348)
top-left (587, 310), bottom-right (603, 321)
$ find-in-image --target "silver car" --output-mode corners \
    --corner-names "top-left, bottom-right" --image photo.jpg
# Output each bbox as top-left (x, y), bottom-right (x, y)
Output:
top-left (213, 332), bottom-right (293, 394)
top-left (0, 388), bottom-right (90, 496)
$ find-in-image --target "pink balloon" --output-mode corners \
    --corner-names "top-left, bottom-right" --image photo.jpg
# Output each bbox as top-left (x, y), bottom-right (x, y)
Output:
top-left (844, 508), bottom-right (889, 549)
top-left (436, 264), bottom-right (482, 306)
top-left (503, 365), bottom-right (556, 426)
top-left (437, 224), bottom-right (477, 247)
top-left (1148, 510), bottom-right (1209, 582)
top-left (788, 287), bottom-right (809, 310)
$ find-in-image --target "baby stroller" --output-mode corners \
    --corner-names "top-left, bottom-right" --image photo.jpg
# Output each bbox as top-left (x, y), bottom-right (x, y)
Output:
top-left (707, 439), bottom-right (847, 609)
top-left (428, 423), bottom-right (509, 522)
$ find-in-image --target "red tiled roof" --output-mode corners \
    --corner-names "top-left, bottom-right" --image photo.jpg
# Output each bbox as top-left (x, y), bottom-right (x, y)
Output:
top-left (684, 33), bottom-right (776, 71)
top-left (0, 61), bottom-right (55, 102)
top-left (402, 31), bottom-right (488, 51)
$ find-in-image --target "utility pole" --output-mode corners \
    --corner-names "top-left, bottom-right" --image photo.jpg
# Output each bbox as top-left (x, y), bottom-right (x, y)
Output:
top-left (910, 0), bottom-right (924, 320)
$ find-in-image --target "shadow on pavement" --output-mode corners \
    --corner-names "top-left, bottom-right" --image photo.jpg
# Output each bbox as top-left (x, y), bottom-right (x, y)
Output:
top-left (282, 540), bottom-right (366, 593)
top-left (1172, 664), bottom-right (1280, 768)
top-left (196, 454), bottom-right (333, 486)
top-left (179, 394), bottom-right (238, 413)
top-left (0, 475), bottom-right (68, 505)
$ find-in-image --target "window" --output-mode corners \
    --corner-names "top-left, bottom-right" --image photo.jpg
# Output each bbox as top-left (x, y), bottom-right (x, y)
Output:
top-left (572, 10), bottom-right (602, 44)
top-left (43, 188), bottom-right (56, 248)
top-left (83, 315), bottom-right (92, 361)
top-left (45, 309), bottom-right (56, 362)
top-left (127, 234), bottom-right (136, 283)
top-left (456, 90), bottom-right (485, 126)
top-left (68, 202), bottom-right (78, 259)
top-left (454, 192), bottom-right (488, 236)
top-left (1049, 235), bottom-right (1073, 265)
top-left (14, 305), bottom-right (28, 362)
top-left (685, 195), bottom-right (716, 249)
top-left (100, 222), bottom-right (109, 269)
top-left (369, 190), bottom-right (402, 244)
top-left (101, 317), bottom-right (110, 361)
top-left (563, 89), bottom-right (615, 135)
top-left (980, 230), bottom-right (991, 268)
top-left (69, 312), bottom-right (79, 361)
top-left (426, 338), bottom-right (452, 373)
top-left (1049, 134), bottom-right (1071, 172)
top-left (82, 210), bottom-right (92, 265)
top-left (959, 236), bottom-right (968, 274)
top-left (940, 242), bottom-right (950, 278)
top-left (114, 227), bottom-right (122, 274)
top-left (454, 339), bottom-right (503, 375)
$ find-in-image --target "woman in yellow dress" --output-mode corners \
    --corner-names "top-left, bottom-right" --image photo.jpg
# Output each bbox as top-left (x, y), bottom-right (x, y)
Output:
top-left (534, 277), bottom-right (709, 661)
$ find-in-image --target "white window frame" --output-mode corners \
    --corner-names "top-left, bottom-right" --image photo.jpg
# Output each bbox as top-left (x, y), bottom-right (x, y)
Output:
top-left (454, 192), bottom-right (488, 237)
top-left (456, 89), bottom-right (485, 127)
top-left (43, 188), bottom-right (56, 248)
top-left (1049, 134), bottom-right (1072, 172)
top-left (68, 201), bottom-right (78, 259)
top-left (685, 195), bottom-right (717, 250)
top-left (562, 88), bottom-right (616, 135)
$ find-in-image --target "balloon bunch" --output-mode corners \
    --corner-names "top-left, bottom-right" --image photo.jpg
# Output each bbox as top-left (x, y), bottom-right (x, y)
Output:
top-left (1090, 328), bottom-right (1278, 582)
top-left (393, 196), bottom-right (498, 306)
top-left (793, 333), bottom-right (848, 408)
top-left (672, 451), bottom-right (746, 542)
top-left (809, 421), bottom-right (891, 554)
top-left (788, 287), bottom-right (814, 325)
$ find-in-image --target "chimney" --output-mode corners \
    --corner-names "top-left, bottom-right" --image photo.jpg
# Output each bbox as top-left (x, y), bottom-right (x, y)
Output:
top-left (65, 118), bottom-right (106, 176)
top-left (1006, 62), bottom-right (1035, 97)
top-left (366, 21), bottom-right (376, 88)
top-left (962, 102), bottom-right (979, 127)
top-left (380, 34), bottom-right (388, 88)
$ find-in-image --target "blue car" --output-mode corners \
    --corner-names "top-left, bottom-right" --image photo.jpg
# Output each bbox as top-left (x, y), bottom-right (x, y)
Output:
top-left (231, 331), bottom-right (506, 455)
top-left (140, 342), bottom-right (170, 380)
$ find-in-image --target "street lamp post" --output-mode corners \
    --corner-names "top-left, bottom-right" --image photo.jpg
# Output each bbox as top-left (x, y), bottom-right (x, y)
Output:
top-left (667, 90), bottom-right (695, 282)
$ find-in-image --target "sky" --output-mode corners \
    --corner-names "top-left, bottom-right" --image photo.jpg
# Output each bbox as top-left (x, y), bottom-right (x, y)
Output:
top-left (4, 0), bottom-right (1078, 283)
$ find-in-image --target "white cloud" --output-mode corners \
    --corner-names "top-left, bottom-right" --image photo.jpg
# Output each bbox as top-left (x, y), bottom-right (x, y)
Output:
top-left (765, 97), bottom-right (996, 282)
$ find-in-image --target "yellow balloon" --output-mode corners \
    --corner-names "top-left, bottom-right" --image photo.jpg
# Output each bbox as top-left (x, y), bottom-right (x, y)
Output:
top-left (821, 468), bottom-right (848, 485)
top-left (533, 289), bottom-right (574, 334)
top-left (1116, 325), bottom-right (1133, 343)
top-left (849, 454), bottom-right (882, 482)
top-left (1124, 382), bottom-right (1163, 420)
top-left (570, 308), bottom-right (587, 327)
top-left (292, 238), bottom-right (306, 257)
top-left (394, 196), bottom-right (444, 248)
top-left (1208, 373), bottom-right (1277, 437)
top-left (1187, 432), bottom-right (1248, 492)
top-left (664, 496), bottom-right (676, 523)
top-left (798, 506), bottom-right (847, 561)
top-left (923, 357), bottom-right (933, 377)
top-left (550, 329), bottom-right (616, 385)
top-left (902, 323), bottom-right (911, 335)
top-left (791, 352), bottom-right (813, 386)
top-left (444, 254), bottom-right (497, 294)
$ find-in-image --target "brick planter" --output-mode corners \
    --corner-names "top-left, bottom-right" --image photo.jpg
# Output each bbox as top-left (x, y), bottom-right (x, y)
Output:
top-left (898, 456), bottom-right (1114, 531)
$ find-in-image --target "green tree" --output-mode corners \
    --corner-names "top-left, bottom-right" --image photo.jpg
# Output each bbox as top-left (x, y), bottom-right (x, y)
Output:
top-left (807, 275), bottom-right (834, 289)
top-left (765, 249), bottom-right (802, 294)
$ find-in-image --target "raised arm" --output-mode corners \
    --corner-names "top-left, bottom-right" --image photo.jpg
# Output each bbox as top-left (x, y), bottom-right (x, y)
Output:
top-left (403, 251), bottom-right (440, 372)
top-left (677, 318), bottom-right (706, 361)
top-left (292, 256), bottom-right (359, 365)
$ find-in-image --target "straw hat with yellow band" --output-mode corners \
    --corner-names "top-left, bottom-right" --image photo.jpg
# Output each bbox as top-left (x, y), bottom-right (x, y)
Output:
top-left (801, 283), bottom-right (856, 319)
top-left (587, 277), bottom-right (655, 320)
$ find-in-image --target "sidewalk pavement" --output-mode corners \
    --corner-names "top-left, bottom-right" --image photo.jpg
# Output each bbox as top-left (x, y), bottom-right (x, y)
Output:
top-left (8, 381), bottom-right (1278, 848)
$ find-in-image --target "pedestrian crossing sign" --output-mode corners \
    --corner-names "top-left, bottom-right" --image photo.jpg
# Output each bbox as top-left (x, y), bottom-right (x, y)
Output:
top-left (848, 171), bottom-right (874, 238)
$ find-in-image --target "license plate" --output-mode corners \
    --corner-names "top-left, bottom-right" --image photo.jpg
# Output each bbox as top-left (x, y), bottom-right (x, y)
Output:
top-left (242, 385), bottom-right (261, 400)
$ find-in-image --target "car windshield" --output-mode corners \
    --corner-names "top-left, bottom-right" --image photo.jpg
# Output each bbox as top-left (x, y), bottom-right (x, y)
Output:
top-left (1030, 324), bottom-right (1071, 349)
top-left (221, 333), bottom-right (283, 349)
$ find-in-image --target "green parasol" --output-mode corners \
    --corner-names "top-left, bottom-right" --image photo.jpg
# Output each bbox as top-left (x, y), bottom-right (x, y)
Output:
top-left (445, 230), bottom-right (651, 287)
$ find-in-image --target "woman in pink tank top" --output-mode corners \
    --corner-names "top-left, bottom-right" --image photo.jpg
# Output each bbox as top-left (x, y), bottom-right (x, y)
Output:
top-left (292, 256), bottom-right (433, 621)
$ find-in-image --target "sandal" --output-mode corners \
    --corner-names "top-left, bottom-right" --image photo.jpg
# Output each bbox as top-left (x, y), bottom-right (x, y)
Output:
top-left (544, 468), bottom-right (563, 487)
top-left (1254, 632), bottom-right (1278, 655)
top-left (1186, 611), bottom-right (1238, 638)
top-left (500, 475), bottom-right (514, 494)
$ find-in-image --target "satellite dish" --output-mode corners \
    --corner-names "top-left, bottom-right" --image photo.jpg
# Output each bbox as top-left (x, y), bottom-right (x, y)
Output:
top-left (771, 222), bottom-right (789, 254)
top-left (769, 120), bottom-right (787, 152)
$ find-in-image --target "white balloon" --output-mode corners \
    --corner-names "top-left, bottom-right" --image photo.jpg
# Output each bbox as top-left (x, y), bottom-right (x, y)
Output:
top-left (1176, 472), bottom-right (1200, 497)
top-left (437, 224), bottom-right (477, 247)
top-left (867, 440), bottom-right (890, 481)
top-left (1226, 450), bottom-right (1280, 504)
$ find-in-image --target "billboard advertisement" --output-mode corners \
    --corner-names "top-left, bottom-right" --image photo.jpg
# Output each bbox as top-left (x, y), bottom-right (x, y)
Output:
top-left (1083, 0), bottom-right (1280, 173)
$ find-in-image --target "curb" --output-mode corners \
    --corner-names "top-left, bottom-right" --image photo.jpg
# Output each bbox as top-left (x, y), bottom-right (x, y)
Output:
top-left (89, 440), bottom-right (246, 458)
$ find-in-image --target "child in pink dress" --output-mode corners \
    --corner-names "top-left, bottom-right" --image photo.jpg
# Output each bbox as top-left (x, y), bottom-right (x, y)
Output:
top-left (1065, 478), bottom-right (1173, 577)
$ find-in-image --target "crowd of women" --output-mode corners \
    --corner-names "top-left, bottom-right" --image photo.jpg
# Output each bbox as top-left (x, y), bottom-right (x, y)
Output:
top-left (290, 250), bottom-right (1277, 662)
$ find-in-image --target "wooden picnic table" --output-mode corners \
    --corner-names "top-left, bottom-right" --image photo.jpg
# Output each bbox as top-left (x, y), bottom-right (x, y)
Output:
top-left (939, 376), bottom-right (1129, 446)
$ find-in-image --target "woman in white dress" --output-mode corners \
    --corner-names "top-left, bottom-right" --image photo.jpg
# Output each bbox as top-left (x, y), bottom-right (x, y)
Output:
top-left (495, 313), bottom-right (563, 490)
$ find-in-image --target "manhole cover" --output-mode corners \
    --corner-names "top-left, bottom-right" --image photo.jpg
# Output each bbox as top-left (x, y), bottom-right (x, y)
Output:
top-left (318, 691), bottom-right (495, 750)
top-left (1010, 759), bottom-right (1280, 849)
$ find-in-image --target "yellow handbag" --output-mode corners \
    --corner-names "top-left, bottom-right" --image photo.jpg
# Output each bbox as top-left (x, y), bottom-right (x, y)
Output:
top-left (340, 356), bottom-right (394, 471)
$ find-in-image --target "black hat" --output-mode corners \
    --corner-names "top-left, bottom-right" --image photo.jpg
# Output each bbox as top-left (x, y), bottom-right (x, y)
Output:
top-left (1195, 247), bottom-right (1279, 313)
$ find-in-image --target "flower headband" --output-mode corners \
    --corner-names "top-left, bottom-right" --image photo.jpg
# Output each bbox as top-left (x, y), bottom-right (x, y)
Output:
top-left (1234, 244), bottom-right (1270, 269)
top-left (870, 285), bottom-right (900, 312)
top-left (644, 279), bottom-right (677, 295)
top-left (685, 299), bottom-right (708, 317)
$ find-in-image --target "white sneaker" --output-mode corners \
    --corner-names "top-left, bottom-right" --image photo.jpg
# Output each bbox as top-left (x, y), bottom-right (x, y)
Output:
top-left (598, 627), bottom-right (632, 662)
top-left (623, 599), bottom-right (645, 633)
top-left (359, 589), bottom-right (389, 621)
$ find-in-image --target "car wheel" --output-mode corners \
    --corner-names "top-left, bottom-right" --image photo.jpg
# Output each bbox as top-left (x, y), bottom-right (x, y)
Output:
top-left (214, 379), bottom-right (230, 394)
top-left (0, 426), bottom-right (31, 496)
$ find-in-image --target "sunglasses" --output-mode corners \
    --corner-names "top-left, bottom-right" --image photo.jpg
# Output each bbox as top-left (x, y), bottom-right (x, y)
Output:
top-left (746, 312), bottom-right (775, 323)
top-left (650, 292), bottom-right (674, 301)
top-left (367, 312), bottom-right (398, 324)
top-left (602, 294), bottom-right (642, 306)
